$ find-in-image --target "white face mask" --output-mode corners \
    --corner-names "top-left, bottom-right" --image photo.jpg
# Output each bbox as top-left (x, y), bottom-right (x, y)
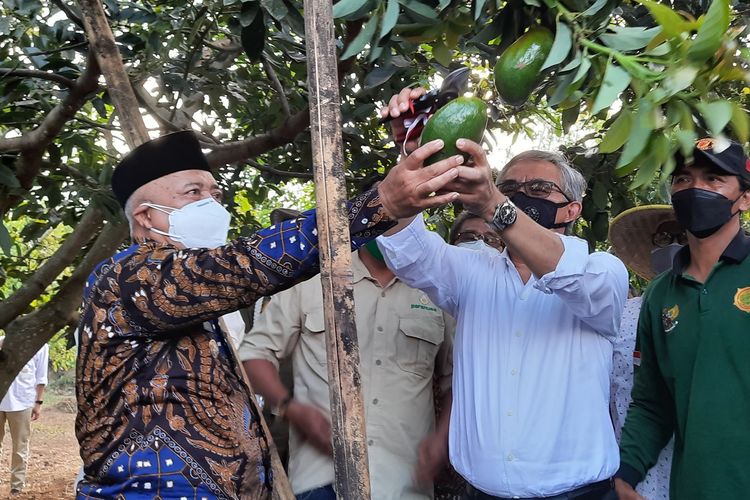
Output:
top-left (456, 240), bottom-right (501, 255)
top-left (141, 198), bottom-right (231, 249)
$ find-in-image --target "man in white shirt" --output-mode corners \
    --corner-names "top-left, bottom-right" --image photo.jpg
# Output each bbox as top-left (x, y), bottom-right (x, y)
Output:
top-left (378, 91), bottom-right (628, 500)
top-left (0, 340), bottom-right (49, 495)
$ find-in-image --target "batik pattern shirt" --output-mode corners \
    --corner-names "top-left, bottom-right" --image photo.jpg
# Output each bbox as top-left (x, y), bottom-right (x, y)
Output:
top-left (75, 188), bottom-right (393, 500)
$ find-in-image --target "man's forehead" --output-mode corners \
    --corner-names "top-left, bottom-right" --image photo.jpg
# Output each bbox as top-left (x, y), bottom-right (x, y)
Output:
top-left (157, 169), bottom-right (218, 188)
top-left (503, 159), bottom-right (562, 182)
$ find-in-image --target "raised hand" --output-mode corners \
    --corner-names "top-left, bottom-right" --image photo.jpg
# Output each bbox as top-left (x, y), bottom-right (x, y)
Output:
top-left (378, 139), bottom-right (462, 220)
top-left (380, 86), bottom-right (427, 155)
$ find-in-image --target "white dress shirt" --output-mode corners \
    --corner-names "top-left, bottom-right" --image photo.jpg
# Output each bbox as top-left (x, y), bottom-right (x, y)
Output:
top-left (0, 341), bottom-right (49, 412)
top-left (378, 216), bottom-right (628, 497)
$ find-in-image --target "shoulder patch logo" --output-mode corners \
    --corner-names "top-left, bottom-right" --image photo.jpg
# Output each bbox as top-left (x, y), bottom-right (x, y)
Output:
top-left (734, 287), bottom-right (750, 313)
top-left (662, 304), bottom-right (680, 333)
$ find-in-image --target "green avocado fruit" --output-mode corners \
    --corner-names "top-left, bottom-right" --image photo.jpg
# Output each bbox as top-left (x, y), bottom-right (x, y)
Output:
top-left (419, 96), bottom-right (488, 166)
top-left (494, 27), bottom-right (554, 107)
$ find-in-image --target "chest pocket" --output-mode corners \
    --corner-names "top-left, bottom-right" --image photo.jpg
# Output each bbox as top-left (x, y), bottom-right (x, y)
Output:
top-left (396, 316), bottom-right (444, 378)
top-left (302, 310), bottom-right (328, 366)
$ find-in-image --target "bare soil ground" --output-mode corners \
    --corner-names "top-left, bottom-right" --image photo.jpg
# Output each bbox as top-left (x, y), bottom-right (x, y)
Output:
top-left (0, 395), bottom-right (79, 499)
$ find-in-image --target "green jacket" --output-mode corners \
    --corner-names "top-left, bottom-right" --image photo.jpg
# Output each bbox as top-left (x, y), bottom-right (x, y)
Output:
top-left (617, 230), bottom-right (750, 500)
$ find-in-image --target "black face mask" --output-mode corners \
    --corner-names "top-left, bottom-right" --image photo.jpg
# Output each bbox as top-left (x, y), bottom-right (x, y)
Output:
top-left (511, 192), bottom-right (571, 229)
top-left (671, 188), bottom-right (741, 239)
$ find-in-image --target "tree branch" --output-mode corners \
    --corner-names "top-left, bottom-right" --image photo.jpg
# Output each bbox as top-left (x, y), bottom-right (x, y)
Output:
top-left (0, 205), bottom-right (105, 329)
top-left (0, 68), bottom-right (76, 88)
top-left (0, 52), bottom-right (100, 154)
top-left (245, 160), bottom-right (314, 180)
top-left (263, 56), bottom-right (291, 117)
top-left (0, 220), bottom-right (128, 399)
top-left (0, 52), bottom-right (101, 216)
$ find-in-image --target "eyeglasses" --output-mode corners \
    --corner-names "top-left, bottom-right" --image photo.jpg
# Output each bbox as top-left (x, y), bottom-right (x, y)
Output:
top-left (454, 231), bottom-right (504, 249)
top-left (497, 179), bottom-right (572, 202)
top-left (652, 231), bottom-right (688, 247)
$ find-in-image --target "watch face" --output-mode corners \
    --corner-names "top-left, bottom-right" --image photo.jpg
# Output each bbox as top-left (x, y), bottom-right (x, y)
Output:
top-left (500, 204), bottom-right (515, 223)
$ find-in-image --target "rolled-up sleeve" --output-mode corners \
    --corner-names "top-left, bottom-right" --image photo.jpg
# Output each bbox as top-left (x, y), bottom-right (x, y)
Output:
top-left (35, 344), bottom-right (49, 386)
top-left (534, 235), bottom-right (628, 339)
top-left (238, 286), bottom-right (303, 367)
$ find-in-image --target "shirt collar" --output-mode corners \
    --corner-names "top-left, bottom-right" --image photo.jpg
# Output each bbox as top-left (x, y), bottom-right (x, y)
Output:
top-left (672, 229), bottom-right (750, 274)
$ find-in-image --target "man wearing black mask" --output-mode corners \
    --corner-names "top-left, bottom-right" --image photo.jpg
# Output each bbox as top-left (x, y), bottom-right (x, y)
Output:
top-left (614, 138), bottom-right (750, 500)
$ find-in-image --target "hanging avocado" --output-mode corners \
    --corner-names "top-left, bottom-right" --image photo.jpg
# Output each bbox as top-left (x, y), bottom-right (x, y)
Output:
top-left (420, 97), bottom-right (488, 166)
top-left (494, 27), bottom-right (554, 107)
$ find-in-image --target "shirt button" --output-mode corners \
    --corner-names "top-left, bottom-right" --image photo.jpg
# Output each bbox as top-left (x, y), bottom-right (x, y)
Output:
top-left (368, 439), bottom-right (374, 446)
top-left (372, 398), bottom-right (378, 405)
top-left (377, 326), bottom-right (383, 332)
top-left (511, 368), bottom-right (517, 375)
top-left (702, 289), bottom-right (708, 295)
top-left (515, 331), bottom-right (522, 337)
top-left (375, 359), bottom-right (382, 366)
top-left (506, 453), bottom-right (514, 461)
top-left (507, 410), bottom-right (513, 416)
top-left (381, 291), bottom-right (386, 297)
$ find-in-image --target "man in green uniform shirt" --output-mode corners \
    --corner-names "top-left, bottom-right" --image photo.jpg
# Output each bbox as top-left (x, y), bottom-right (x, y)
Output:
top-left (614, 138), bottom-right (750, 500)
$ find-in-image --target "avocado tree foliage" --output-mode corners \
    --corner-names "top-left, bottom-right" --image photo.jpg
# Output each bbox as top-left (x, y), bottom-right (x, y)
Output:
top-left (0, 0), bottom-right (748, 392)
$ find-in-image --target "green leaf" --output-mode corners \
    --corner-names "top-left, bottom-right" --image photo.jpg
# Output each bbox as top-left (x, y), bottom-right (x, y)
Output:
top-left (399, 0), bottom-right (437, 20)
top-left (364, 64), bottom-right (398, 88)
top-left (591, 62), bottom-right (631, 115)
top-left (581, 0), bottom-right (608, 17)
top-left (380, 0), bottom-right (399, 41)
top-left (548, 70), bottom-right (578, 107)
top-left (630, 133), bottom-right (670, 188)
top-left (661, 66), bottom-right (698, 98)
top-left (432, 42), bottom-right (452, 67)
top-left (600, 108), bottom-right (633, 153)
top-left (559, 49), bottom-right (582, 72)
top-left (261, 0), bottom-right (288, 20)
top-left (240, 10), bottom-right (265, 61)
top-left (592, 181), bottom-right (608, 209)
top-left (473, 0), bottom-right (488, 20)
top-left (637, 0), bottom-right (690, 39)
top-left (687, 0), bottom-right (730, 63)
top-left (696, 100), bottom-right (733, 136)
top-left (598, 26), bottom-right (661, 52)
top-left (340, 15), bottom-right (378, 59)
top-left (541, 21), bottom-right (572, 71)
top-left (0, 165), bottom-right (20, 188)
top-left (332, 0), bottom-right (369, 18)
top-left (240, 2), bottom-right (260, 27)
top-left (730, 102), bottom-right (750, 143)
top-left (617, 101), bottom-right (654, 169)
top-left (562, 104), bottom-right (580, 133)
top-left (676, 129), bottom-right (698, 156)
top-left (0, 221), bottom-right (10, 255)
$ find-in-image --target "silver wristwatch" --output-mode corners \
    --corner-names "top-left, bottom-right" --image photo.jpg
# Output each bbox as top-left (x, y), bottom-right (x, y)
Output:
top-left (489, 199), bottom-right (517, 232)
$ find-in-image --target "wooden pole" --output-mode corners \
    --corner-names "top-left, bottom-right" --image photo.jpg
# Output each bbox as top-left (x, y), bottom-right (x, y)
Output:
top-left (75, 2), bottom-right (294, 498)
top-left (303, 1), bottom-right (372, 498)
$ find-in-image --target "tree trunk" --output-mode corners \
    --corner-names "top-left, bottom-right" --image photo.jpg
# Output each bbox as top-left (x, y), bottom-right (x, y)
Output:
top-left (0, 205), bottom-right (104, 329)
top-left (303, 0), bottom-right (371, 498)
top-left (0, 220), bottom-right (128, 398)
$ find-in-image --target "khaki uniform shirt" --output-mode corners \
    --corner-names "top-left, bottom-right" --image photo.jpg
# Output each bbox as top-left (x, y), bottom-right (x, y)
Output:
top-left (239, 252), bottom-right (454, 498)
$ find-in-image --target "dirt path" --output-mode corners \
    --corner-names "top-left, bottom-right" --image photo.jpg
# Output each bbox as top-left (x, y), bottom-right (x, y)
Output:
top-left (0, 398), bottom-right (79, 499)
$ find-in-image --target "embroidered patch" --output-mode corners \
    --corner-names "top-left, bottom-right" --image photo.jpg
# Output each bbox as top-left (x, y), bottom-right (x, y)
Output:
top-left (419, 294), bottom-right (430, 305)
top-left (734, 287), bottom-right (750, 313)
top-left (662, 304), bottom-right (680, 333)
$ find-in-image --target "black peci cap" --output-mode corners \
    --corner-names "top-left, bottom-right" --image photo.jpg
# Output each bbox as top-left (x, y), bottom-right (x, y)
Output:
top-left (111, 131), bottom-right (211, 208)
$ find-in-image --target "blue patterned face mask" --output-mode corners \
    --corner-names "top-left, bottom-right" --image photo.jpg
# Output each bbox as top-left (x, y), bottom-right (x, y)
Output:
top-left (141, 198), bottom-right (231, 249)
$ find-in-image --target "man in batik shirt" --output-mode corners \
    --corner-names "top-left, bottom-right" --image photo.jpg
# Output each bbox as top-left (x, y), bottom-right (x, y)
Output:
top-left (75, 131), bottom-right (462, 500)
